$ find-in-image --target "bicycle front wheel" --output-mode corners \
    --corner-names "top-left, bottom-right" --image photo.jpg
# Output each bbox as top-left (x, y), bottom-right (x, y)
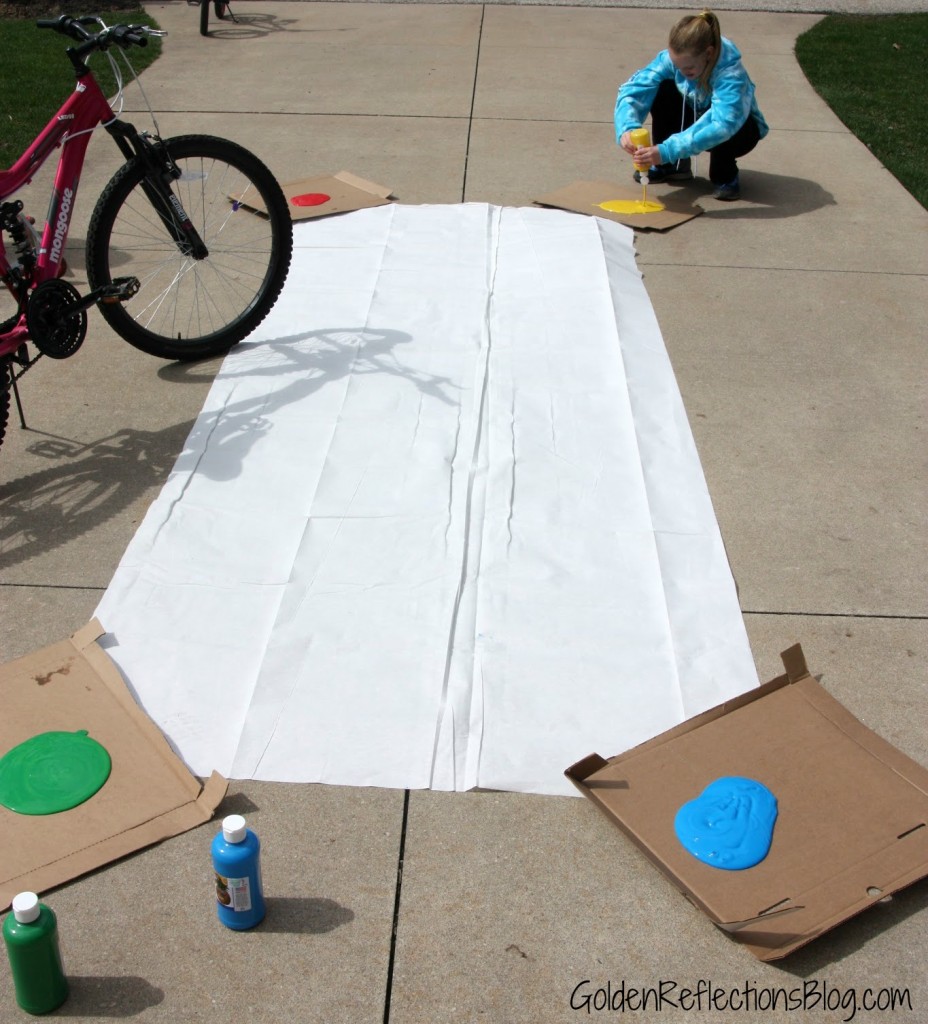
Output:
top-left (87, 134), bottom-right (292, 361)
top-left (200, 0), bottom-right (210, 35)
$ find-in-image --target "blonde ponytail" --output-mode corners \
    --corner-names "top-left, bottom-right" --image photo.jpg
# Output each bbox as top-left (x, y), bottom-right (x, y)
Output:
top-left (669, 9), bottom-right (722, 91)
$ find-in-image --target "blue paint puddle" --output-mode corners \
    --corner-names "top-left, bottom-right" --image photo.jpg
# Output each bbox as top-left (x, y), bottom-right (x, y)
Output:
top-left (674, 776), bottom-right (778, 870)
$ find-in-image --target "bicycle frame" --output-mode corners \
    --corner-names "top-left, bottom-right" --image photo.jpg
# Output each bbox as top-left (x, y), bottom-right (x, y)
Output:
top-left (1, 42), bottom-right (208, 363)
top-left (0, 70), bottom-right (117, 357)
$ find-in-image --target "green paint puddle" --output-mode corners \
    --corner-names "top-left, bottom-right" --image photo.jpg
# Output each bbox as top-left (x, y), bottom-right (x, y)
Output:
top-left (0, 730), bottom-right (111, 815)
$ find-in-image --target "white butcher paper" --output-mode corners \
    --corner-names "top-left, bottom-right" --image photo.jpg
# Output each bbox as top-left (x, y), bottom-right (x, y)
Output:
top-left (96, 203), bottom-right (759, 796)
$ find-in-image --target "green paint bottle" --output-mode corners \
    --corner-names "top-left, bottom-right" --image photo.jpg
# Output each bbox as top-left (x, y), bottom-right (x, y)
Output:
top-left (3, 893), bottom-right (69, 1015)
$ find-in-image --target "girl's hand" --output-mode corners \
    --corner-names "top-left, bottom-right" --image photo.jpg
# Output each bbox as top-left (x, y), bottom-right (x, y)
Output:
top-left (633, 145), bottom-right (661, 166)
top-left (619, 131), bottom-right (638, 155)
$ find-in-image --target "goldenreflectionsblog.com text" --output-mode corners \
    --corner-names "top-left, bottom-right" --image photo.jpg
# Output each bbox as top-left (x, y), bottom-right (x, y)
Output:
top-left (569, 979), bottom-right (913, 1022)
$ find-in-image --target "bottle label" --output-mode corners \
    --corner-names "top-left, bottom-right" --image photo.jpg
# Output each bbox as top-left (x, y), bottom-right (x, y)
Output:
top-left (215, 872), bottom-right (252, 912)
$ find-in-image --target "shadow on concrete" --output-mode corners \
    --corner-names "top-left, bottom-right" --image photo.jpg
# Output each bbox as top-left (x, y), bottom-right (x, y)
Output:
top-left (215, 790), bottom-right (262, 818)
top-left (156, 355), bottom-right (228, 385)
top-left (202, 10), bottom-right (315, 40)
top-left (259, 896), bottom-right (355, 934)
top-left (0, 422), bottom-right (193, 572)
top-left (56, 975), bottom-right (165, 1017)
top-left (672, 170), bottom-right (837, 220)
top-left (770, 876), bottom-right (928, 975)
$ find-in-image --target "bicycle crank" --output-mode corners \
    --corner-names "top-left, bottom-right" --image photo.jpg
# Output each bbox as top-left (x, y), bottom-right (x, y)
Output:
top-left (26, 279), bottom-right (88, 359)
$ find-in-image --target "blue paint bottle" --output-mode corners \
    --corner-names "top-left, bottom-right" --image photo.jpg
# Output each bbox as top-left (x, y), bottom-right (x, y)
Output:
top-left (211, 815), bottom-right (266, 930)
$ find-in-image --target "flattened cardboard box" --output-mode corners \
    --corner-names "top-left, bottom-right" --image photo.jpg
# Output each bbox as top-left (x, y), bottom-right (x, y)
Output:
top-left (566, 644), bottom-right (928, 961)
top-left (0, 621), bottom-right (227, 910)
top-left (238, 170), bottom-right (395, 222)
top-left (535, 180), bottom-right (702, 232)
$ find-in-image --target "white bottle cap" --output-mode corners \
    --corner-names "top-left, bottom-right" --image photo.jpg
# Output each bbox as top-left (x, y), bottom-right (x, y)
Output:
top-left (12, 892), bottom-right (40, 924)
top-left (222, 814), bottom-right (248, 843)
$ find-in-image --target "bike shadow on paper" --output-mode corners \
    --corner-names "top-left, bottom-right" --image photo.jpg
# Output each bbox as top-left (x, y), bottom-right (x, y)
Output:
top-left (0, 327), bottom-right (457, 571)
top-left (156, 325), bottom-right (459, 483)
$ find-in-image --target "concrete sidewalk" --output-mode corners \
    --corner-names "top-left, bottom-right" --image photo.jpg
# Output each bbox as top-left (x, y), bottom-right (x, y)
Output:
top-left (1, 3), bottom-right (926, 1021)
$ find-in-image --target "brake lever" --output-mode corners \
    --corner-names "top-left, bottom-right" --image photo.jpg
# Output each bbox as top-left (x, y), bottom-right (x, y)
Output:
top-left (120, 24), bottom-right (169, 43)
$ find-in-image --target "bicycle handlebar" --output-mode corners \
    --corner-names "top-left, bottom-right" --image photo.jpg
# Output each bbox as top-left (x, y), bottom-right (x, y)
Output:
top-left (36, 15), bottom-right (164, 55)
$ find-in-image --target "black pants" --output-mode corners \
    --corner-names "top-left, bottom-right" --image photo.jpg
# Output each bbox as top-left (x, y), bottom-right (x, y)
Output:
top-left (650, 80), bottom-right (761, 184)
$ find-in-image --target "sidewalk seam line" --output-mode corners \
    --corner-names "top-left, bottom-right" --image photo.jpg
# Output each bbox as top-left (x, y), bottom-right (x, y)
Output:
top-left (461, 4), bottom-right (487, 202)
top-left (383, 788), bottom-right (411, 1024)
top-left (640, 262), bottom-right (927, 277)
top-left (0, 582), bottom-right (108, 591)
top-left (742, 610), bottom-right (928, 620)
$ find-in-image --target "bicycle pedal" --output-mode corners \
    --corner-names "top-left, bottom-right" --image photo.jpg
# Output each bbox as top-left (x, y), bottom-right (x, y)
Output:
top-left (99, 277), bottom-right (141, 304)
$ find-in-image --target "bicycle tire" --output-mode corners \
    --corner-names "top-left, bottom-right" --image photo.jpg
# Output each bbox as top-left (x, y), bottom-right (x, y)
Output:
top-left (86, 135), bottom-right (292, 362)
top-left (215, 1), bottom-right (228, 19)
top-left (200, 0), bottom-right (210, 35)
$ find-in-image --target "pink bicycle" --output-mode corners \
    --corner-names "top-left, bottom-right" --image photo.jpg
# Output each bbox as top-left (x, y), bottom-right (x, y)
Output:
top-left (0, 15), bottom-right (292, 453)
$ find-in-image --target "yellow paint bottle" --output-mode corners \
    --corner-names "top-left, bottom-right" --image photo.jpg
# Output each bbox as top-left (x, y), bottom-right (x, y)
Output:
top-left (629, 127), bottom-right (651, 174)
top-left (628, 126), bottom-right (655, 205)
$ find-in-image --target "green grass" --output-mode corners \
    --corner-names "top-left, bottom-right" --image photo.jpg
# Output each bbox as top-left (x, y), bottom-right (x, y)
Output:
top-left (0, 6), bottom-right (162, 169)
top-left (795, 13), bottom-right (928, 210)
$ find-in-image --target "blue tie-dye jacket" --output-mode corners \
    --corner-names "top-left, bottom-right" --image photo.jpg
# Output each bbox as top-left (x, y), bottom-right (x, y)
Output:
top-left (614, 37), bottom-right (768, 164)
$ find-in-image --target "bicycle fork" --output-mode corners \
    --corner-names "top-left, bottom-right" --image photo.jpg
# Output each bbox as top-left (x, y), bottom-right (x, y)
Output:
top-left (107, 121), bottom-right (210, 260)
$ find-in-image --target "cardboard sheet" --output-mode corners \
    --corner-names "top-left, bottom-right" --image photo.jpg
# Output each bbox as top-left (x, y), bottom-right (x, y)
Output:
top-left (567, 644), bottom-right (928, 960)
top-left (238, 170), bottom-right (394, 221)
top-left (0, 621), bottom-right (227, 910)
top-left (535, 180), bottom-right (703, 231)
top-left (95, 203), bottom-right (757, 796)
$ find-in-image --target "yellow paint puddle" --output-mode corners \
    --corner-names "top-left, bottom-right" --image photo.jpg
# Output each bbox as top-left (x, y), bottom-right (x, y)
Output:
top-left (598, 198), bottom-right (665, 215)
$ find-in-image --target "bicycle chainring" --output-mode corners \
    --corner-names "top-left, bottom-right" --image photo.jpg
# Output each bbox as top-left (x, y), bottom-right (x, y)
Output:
top-left (26, 279), bottom-right (88, 359)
